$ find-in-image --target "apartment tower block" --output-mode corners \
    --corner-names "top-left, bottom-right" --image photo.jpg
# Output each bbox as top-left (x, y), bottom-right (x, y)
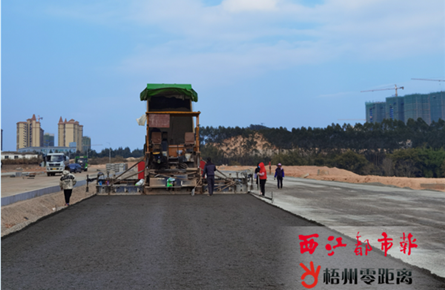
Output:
top-left (58, 117), bottom-right (83, 152)
top-left (16, 114), bottom-right (44, 150)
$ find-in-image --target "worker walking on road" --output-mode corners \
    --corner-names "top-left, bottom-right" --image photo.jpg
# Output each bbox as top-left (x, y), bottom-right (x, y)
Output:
top-left (274, 163), bottom-right (284, 189)
top-left (60, 165), bottom-right (77, 206)
top-left (203, 158), bottom-right (216, 196)
top-left (258, 162), bottom-right (267, 196)
top-left (254, 163), bottom-right (260, 190)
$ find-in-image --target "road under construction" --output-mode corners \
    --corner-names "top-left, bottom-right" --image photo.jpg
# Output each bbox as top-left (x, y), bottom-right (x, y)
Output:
top-left (2, 176), bottom-right (445, 289)
top-left (2, 84), bottom-right (445, 289)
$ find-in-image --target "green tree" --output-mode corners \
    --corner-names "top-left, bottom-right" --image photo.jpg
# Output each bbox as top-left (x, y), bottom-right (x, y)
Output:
top-left (416, 147), bottom-right (445, 177)
top-left (332, 150), bottom-right (369, 173)
top-left (441, 159), bottom-right (445, 177)
top-left (271, 149), bottom-right (306, 166)
top-left (389, 148), bottom-right (421, 177)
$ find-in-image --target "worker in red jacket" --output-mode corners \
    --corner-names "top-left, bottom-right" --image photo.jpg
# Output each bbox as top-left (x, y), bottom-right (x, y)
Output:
top-left (258, 162), bottom-right (267, 196)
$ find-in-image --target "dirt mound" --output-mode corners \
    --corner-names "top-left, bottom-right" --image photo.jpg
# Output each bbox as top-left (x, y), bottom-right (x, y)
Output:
top-left (88, 164), bottom-right (106, 170)
top-left (218, 165), bottom-right (256, 171)
top-left (126, 157), bottom-right (140, 161)
top-left (313, 175), bottom-right (445, 191)
top-left (1, 164), bottom-right (46, 173)
top-left (221, 165), bottom-right (445, 192)
top-left (283, 166), bottom-right (358, 178)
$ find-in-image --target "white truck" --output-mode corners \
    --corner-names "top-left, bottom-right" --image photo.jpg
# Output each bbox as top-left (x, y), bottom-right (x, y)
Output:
top-left (45, 153), bottom-right (69, 176)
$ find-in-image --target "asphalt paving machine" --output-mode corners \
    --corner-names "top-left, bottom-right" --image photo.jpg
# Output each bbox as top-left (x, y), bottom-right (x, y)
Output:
top-left (92, 83), bottom-right (252, 195)
top-left (141, 83), bottom-right (202, 193)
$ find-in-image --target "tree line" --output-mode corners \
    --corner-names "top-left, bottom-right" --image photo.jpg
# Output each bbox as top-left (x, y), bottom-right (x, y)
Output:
top-left (68, 147), bottom-right (144, 159)
top-left (200, 118), bottom-right (445, 177)
top-left (201, 118), bottom-right (445, 151)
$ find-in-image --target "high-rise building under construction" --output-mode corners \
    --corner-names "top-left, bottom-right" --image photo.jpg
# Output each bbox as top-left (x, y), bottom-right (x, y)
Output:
top-left (365, 92), bottom-right (445, 124)
top-left (16, 114), bottom-right (44, 150)
top-left (43, 133), bottom-right (55, 147)
top-left (365, 102), bottom-right (386, 123)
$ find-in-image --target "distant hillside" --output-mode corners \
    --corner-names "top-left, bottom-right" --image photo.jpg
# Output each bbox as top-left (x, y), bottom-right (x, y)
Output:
top-left (210, 133), bottom-right (281, 157)
top-left (201, 119), bottom-right (445, 151)
top-left (199, 122), bottom-right (445, 177)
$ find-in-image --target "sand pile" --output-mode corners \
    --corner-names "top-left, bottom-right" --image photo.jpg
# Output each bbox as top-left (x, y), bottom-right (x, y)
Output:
top-left (1, 164), bottom-right (46, 173)
top-left (221, 165), bottom-right (445, 192)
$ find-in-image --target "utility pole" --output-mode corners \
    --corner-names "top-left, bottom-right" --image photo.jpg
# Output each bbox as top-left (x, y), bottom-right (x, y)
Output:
top-left (107, 142), bottom-right (111, 164)
top-left (86, 144), bottom-right (103, 159)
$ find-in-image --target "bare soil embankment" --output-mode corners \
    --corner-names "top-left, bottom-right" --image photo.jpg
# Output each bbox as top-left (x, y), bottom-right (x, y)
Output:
top-left (2, 184), bottom-right (95, 237)
top-left (220, 165), bottom-right (445, 192)
top-left (1, 163), bottom-right (126, 237)
top-left (1, 164), bottom-right (46, 173)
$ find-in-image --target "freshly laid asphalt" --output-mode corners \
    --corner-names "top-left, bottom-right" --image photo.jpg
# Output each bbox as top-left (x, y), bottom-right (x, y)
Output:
top-left (2, 195), bottom-right (445, 289)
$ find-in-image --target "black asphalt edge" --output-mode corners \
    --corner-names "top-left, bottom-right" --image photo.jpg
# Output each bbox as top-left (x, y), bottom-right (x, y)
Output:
top-left (248, 192), bottom-right (445, 285)
top-left (1, 191), bottom-right (98, 240)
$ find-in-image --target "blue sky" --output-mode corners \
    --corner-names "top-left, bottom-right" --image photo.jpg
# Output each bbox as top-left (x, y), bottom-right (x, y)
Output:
top-left (2, 0), bottom-right (444, 152)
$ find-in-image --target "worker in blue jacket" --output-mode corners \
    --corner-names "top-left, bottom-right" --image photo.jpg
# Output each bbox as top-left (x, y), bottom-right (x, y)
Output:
top-left (274, 163), bottom-right (284, 189)
top-left (203, 158), bottom-right (216, 196)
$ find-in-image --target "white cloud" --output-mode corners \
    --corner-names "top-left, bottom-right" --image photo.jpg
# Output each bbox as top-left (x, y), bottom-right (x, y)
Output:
top-left (45, 0), bottom-right (445, 84)
top-left (221, 0), bottom-right (278, 12)
top-left (117, 38), bottom-right (336, 87)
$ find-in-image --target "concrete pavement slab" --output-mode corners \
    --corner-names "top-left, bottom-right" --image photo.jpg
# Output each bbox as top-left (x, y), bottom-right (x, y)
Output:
top-left (254, 175), bottom-right (445, 279)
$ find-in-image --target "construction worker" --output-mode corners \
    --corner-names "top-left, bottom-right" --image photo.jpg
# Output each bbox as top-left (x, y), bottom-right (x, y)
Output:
top-left (274, 163), bottom-right (284, 189)
top-left (258, 162), bottom-right (267, 196)
top-left (203, 158), bottom-right (216, 196)
top-left (60, 165), bottom-right (77, 206)
top-left (254, 163), bottom-right (260, 190)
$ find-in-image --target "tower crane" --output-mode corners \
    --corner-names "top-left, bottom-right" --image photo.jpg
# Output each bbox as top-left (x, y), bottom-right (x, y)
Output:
top-left (412, 78), bottom-right (445, 93)
top-left (361, 84), bottom-right (404, 97)
top-left (412, 78), bottom-right (445, 82)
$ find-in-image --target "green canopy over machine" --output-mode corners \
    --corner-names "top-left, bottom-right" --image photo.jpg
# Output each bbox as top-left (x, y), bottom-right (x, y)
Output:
top-left (140, 84), bottom-right (198, 102)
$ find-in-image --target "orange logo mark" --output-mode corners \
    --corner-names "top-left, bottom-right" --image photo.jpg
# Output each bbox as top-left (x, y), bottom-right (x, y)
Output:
top-left (300, 261), bottom-right (321, 289)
